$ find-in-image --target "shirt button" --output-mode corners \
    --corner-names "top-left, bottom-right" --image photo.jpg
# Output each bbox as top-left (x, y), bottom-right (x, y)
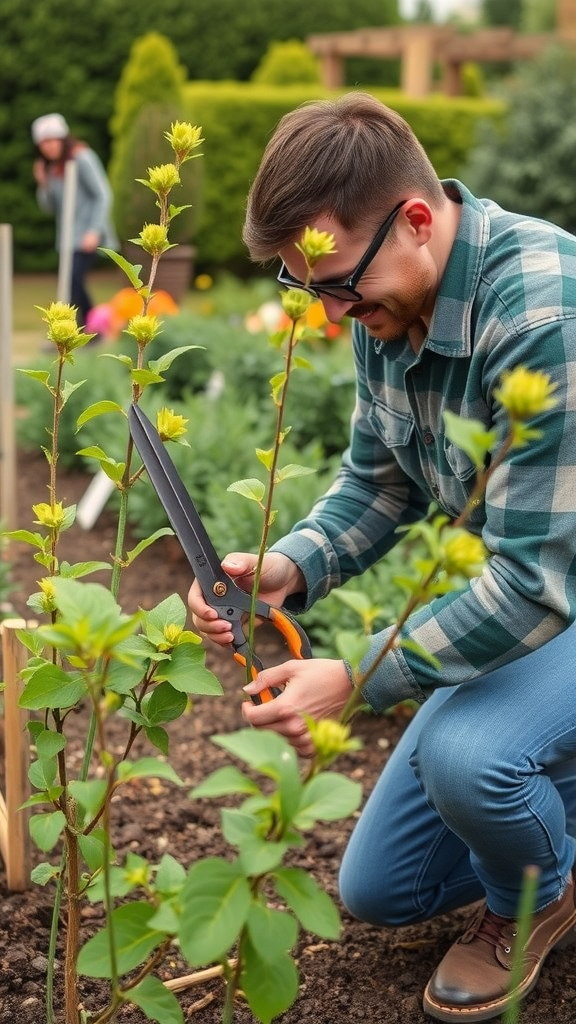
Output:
top-left (423, 431), bottom-right (434, 445)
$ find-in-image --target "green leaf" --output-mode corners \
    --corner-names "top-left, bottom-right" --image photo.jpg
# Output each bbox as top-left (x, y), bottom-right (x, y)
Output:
top-left (179, 858), bottom-right (251, 965)
top-left (35, 729), bottom-right (66, 759)
top-left (212, 729), bottom-right (298, 779)
top-left (99, 247), bottom-right (143, 289)
top-left (443, 410), bottom-right (497, 469)
top-left (274, 867), bottom-right (341, 938)
top-left (148, 345), bottom-right (204, 374)
top-left (157, 643), bottom-right (223, 695)
top-left (128, 975), bottom-right (184, 1024)
top-left (61, 379), bottom-right (86, 409)
top-left (76, 446), bottom-right (125, 482)
top-left (143, 594), bottom-right (188, 633)
top-left (221, 809), bottom-right (289, 875)
top-left (68, 779), bottom-right (108, 819)
top-left (241, 941), bottom-right (299, 1024)
top-left (275, 464), bottom-right (316, 482)
top-left (246, 902), bottom-right (298, 963)
top-left (190, 765), bottom-right (260, 799)
top-left (227, 478), bottom-right (265, 503)
top-left (399, 637), bottom-right (442, 670)
top-left (20, 663), bottom-right (86, 710)
top-left (77, 902), bottom-right (164, 977)
top-left (29, 810), bottom-right (66, 851)
top-left (78, 831), bottom-right (108, 873)
top-left (145, 725), bottom-right (169, 755)
top-left (295, 773), bottom-right (362, 828)
top-left (18, 368), bottom-right (52, 387)
top-left (29, 757), bottom-right (57, 791)
top-left (334, 630), bottom-right (371, 669)
top-left (255, 447), bottom-right (275, 470)
top-left (76, 401), bottom-right (125, 428)
top-left (3, 529), bottom-right (45, 547)
top-left (31, 862), bottom-right (60, 886)
top-left (131, 368), bottom-right (166, 386)
top-left (154, 853), bottom-right (186, 896)
top-left (59, 560), bottom-right (111, 578)
top-left (124, 528), bottom-right (174, 566)
top-left (145, 682), bottom-right (188, 725)
top-left (117, 757), bottom-right (183, 786)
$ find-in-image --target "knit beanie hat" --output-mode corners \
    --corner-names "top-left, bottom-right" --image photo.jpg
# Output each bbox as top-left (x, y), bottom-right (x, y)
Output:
top-left (31, 113), bottom-right (69, 144)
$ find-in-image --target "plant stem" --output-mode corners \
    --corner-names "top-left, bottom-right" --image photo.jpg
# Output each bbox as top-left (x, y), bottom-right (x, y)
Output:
top-left (64, 826), bottom-right (81, 1024)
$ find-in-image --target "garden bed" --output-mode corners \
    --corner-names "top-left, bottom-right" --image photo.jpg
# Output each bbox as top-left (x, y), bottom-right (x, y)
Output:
top-left (1, 453), bottom-right (575, 1024)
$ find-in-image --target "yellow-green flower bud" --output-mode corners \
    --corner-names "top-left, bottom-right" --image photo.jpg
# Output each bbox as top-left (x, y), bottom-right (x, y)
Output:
top-left (125, 314), bottom-right (161, 347)
top-left (493, 366), bottom-right (558, 421)
top-left (296, 227), bottom-right (337, 268)
top-left (163, 623), bottom-right (183, 647)
top-left (165, 121), bottom-right (203, 161)
top-left (124, 864), bottom-right (150, 887)
top-left (442, 529), bottom-right (487, 579)
top-left (38, 577), bottom-right (57, 613)
top-left (137, 223), bottom-right (170, 257)
top-left (32, 501), bottom-right (66, 530)
top-left (281, 287), bottom-right (312, 321)
top-left (37, 301), bottom-right (77, 324)
top-left (157, 407), bottom-right (188, 441)
top-left (47, 318), bottom-right (83, 351)
top-left (147, 163), bottom-right (180, 196)
top-left (307, 717), bottom-right (362, 765)
top-left (99, 692), bottom-right (123, 718)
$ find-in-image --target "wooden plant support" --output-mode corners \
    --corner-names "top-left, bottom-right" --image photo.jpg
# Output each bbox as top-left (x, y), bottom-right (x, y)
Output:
top-left (0, 618), bottom-right (31, 890)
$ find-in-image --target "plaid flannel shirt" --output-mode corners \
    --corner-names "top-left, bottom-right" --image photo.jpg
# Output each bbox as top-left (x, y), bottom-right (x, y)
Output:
top-left (272, 179), bottom-right (576, 713)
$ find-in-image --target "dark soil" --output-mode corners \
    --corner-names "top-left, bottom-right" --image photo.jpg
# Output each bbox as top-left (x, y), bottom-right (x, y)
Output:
top-left (1, 454), bottom-right (574, 1024)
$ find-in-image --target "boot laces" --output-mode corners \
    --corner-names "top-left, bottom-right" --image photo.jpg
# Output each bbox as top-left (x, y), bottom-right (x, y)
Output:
top-left (466, 907), bottom-right (517, 951)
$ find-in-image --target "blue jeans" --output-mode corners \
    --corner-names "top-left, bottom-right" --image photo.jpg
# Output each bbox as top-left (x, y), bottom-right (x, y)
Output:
top-left (339, 622), bottom-right (576, 923)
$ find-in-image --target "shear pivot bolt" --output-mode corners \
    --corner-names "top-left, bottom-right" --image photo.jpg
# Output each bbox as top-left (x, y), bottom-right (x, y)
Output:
top-left (213, 582), bottom-right (227, 597)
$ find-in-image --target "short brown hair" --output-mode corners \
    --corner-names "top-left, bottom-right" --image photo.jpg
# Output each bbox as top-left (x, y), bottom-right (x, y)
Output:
top-left (243, 91), bottom-right (445, 263)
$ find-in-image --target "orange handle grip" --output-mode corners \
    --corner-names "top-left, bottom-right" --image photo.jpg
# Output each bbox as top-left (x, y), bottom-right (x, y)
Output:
top-left (269, 607), bottom-right (311, 659)
top-left (233, 652), bottom-right (279, 704)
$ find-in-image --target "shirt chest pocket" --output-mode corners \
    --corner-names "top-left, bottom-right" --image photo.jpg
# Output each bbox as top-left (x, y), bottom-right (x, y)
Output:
top-left (368, 398), bottom-right (414, 448)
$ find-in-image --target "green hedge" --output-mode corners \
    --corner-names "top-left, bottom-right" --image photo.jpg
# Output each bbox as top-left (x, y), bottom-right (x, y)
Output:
top-left (184, 82), bottom-right (505, 269)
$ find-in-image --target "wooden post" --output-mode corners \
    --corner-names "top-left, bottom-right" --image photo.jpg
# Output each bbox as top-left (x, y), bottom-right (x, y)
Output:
top-left (0, 618), bottom-right (31, 890)
top-left (0, 224), bottom-right (17, 531)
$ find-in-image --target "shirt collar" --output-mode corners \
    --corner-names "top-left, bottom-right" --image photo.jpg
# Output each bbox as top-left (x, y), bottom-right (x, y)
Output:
top-left (425, 179), bottom-right (490, 358)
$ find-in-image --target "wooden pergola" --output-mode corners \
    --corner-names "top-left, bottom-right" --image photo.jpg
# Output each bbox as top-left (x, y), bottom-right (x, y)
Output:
top-left (307, 0), bottom-right (576, 97)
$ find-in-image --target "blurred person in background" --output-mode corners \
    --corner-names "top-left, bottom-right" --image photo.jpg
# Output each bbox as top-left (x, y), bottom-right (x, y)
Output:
top-left (31, 112), bottom-right (118, 331)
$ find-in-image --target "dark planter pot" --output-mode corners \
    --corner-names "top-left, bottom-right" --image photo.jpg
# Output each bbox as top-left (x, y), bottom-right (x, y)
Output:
top-left (122, 242), bottom-right (196, 304)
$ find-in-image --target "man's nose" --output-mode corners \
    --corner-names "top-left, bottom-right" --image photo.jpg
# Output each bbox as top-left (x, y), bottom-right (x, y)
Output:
top-left (320, 295), bottom-right (355, 323)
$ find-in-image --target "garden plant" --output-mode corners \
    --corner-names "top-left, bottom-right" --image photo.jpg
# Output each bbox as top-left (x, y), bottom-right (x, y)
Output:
top-left (3, 119), bottom-right (556, 1024)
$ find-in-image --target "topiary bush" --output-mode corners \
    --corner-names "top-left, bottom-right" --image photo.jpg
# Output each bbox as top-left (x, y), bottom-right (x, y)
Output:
top-left (251, 40), bottom-right (321, 85)
top-left (108, 32), bottom-right (190, 244)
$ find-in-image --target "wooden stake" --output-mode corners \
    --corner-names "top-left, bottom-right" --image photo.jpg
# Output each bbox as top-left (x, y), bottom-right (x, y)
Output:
top-left (0, 618), bottom-right (31, 890)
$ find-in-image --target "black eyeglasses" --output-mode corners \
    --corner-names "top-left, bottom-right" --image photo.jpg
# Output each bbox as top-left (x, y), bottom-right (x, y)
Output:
top-left (277, 200), bottom-right (406, 303)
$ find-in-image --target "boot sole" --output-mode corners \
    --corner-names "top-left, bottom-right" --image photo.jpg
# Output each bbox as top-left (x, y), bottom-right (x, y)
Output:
top-left (422, 910), bottom-right (576, 1022)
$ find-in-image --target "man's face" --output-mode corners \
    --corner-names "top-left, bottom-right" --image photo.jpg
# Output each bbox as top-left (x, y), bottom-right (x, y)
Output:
top-left (278, 205), bottom-right (438, 344)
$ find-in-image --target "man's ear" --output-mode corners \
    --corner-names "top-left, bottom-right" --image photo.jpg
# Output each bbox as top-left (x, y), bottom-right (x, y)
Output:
top-left (403, 199), bottom-right (433, 245)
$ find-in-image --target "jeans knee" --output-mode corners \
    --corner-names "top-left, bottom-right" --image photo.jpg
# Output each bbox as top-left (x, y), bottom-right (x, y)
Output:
top-left (338, 854), bottom-right (425, 927)
top-left (411, 715), bottom-right (514, 828)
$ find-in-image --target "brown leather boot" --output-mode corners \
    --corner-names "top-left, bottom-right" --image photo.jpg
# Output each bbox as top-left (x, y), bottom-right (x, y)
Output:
top-left (423, 872), bottom-right (576, 1022)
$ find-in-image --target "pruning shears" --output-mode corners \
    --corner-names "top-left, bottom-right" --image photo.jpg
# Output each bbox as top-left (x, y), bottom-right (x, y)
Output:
top-left (128, 404), bottom-right (312, 704)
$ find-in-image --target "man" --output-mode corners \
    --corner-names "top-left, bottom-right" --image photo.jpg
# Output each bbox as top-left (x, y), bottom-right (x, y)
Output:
top-left (189, 92), bottom-right (576, 1021)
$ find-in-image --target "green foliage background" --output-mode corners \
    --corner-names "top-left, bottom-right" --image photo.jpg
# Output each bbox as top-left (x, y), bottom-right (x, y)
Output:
top-left (2, 0), bottom-right (399, 271)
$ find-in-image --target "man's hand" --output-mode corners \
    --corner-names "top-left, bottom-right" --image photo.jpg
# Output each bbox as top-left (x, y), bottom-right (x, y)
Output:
top-left (241, 658), bottom-right (354, 758)
top-left (188, 551), bottom-right (305, 645)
